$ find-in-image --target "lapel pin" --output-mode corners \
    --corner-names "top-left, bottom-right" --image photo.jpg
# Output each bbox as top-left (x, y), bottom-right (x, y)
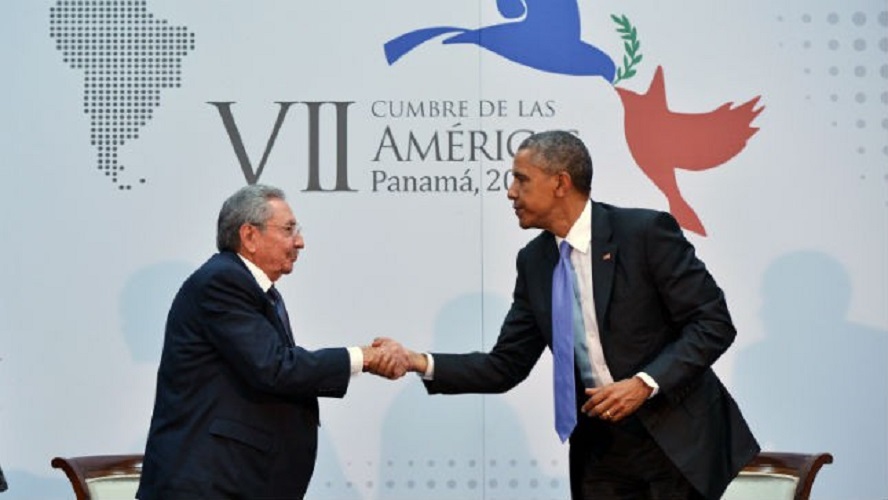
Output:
top-left (602, 252), bottom-right (612, 261)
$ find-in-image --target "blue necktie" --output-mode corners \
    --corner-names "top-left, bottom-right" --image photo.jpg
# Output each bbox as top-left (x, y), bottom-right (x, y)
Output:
top-left (552, 240), bottom-right (577, 442)
top-left (267, 286), bottom-right (294, 343)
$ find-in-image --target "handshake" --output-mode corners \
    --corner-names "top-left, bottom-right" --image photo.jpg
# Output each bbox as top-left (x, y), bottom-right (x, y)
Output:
top-left (360, 337), bottom-right (427, 380)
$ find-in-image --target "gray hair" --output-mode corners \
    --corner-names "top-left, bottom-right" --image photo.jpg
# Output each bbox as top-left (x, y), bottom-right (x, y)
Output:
top-left (216, 184), bottom-right (286, 252)
top-left (517, 130), bottom-right (592, 195)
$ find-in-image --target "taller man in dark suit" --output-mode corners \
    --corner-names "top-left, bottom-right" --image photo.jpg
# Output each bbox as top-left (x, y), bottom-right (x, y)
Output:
top-left (138, 185), bottom-right (408, 499)
top-left (399, 130), bottom-right (758, 499)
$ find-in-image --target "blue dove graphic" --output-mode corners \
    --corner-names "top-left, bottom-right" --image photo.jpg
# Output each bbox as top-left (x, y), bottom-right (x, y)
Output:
top-left (385, 0), bottom-right (616, 82)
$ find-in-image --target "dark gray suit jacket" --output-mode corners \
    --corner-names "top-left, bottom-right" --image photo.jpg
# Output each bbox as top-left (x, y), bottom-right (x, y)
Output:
top-left (138, 251), bottom-right (351, 499)
top-left (425, 201), bottom-right (758, 499)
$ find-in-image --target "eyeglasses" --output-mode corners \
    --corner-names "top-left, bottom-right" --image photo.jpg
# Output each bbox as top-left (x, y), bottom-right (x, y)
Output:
top-left (255, 222), bottom-right (303, 238)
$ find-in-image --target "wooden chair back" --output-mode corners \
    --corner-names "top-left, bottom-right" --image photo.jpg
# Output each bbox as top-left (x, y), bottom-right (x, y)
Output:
top-left (51, 454), bottom-right (143, 500)
top-left (722, 451), bottom-right (833, 500)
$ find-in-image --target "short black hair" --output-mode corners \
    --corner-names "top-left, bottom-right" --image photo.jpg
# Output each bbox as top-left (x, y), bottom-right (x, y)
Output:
top-left (517, 130), bottom-right (592, 195)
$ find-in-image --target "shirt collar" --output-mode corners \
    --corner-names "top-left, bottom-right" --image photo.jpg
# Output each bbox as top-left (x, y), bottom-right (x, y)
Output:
top-left (555, 199), bottom-right (592, 254)
top-left (238, 253), bottom-right (274, 292)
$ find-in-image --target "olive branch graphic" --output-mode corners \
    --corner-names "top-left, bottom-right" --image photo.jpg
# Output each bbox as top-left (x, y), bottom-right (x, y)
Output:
top-left (611, 14), bottom-right (643, 84)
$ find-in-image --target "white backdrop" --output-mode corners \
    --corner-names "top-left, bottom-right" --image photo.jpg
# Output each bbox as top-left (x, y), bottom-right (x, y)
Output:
top-left (1, 1), bottom-right (886, 498)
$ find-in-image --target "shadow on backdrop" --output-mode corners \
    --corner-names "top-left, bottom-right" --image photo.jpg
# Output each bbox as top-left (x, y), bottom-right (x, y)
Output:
top-left (304, 427), bottom-right (360, 500)
top-left (378, 293), bottom-right (566, 500)
top-left (731, 251), bottom-right (887, 498)
top-left (2, 467), bottom-right (69, 499)
top-left (119, 261), bottom-right (194, 363)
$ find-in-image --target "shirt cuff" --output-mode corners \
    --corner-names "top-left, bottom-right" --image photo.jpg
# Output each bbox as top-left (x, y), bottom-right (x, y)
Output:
top-left (635, 371), bottom-right (659, 398)
top-left (419, 352), bottom-right (434, 380)
top-left (347, 346), bottom-right (363, 376)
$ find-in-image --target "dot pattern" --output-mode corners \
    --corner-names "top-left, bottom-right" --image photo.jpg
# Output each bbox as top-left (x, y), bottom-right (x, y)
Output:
top-left (780, 7), bottom-right (888, 169)
top-left (314, 457), bottom-right (568, 499)
top-left (49, 0), bottom-right (195, 190)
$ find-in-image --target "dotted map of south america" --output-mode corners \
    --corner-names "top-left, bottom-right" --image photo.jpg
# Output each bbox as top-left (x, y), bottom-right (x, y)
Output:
top-left (49, 0), bottom-right (195, 190)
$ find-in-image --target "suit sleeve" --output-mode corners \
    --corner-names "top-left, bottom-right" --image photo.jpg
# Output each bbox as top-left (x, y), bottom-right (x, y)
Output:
top-left (197, 269), bottom-right (351, 399)
top-left (425, 247), bottom-right (548, 394)
top-left (639, 212), bottom-right (736, 399)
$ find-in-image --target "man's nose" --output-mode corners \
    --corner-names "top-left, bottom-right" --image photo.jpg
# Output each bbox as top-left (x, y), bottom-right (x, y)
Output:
top-left (506, 180), bottom-right (517, 200)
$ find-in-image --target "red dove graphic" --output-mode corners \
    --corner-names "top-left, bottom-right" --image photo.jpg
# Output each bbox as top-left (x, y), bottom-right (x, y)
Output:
top-left (615, 65), bottom-right (763, 236)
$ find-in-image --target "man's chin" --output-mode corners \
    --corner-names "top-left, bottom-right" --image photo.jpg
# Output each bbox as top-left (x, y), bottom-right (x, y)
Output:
top-left (516, 217), bottom-right (535, 230)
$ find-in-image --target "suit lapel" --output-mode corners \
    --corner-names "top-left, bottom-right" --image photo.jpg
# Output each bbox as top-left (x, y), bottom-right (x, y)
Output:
top-left (590, 202), bottom-right (617, 326)
top-left (225, 252), bottom-right (296, 347)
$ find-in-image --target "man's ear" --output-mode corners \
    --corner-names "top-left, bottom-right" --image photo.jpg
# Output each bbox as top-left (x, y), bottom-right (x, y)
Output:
top-left (554, 171), bottom-right (573, 197)
top-left (239, 224), bottom-right (257, 254)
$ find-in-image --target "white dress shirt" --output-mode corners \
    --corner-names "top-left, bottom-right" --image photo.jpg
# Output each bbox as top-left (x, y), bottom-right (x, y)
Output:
top-left (555, 200), bottom-right (613, 387)
top-left (556, 201), bottom-right (659, 395)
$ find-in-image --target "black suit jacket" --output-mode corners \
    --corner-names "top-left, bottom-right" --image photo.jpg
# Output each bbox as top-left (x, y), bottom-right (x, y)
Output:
top-left (425, 201), bottom-right (758, 499)
top-left (138, 251), bottom-right (351, 499)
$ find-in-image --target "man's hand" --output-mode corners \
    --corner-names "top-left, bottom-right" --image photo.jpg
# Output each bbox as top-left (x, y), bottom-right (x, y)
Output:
top-left (362, 337), bottom-right (410, 379)
top-left (581, 376), bottom-right (653, 423)
top-left (406, 350), bottom-right (429, 374)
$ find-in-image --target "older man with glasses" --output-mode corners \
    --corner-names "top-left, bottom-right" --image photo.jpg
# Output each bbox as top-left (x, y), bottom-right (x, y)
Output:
top-left (137, 184), bottom-right (408, 500)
